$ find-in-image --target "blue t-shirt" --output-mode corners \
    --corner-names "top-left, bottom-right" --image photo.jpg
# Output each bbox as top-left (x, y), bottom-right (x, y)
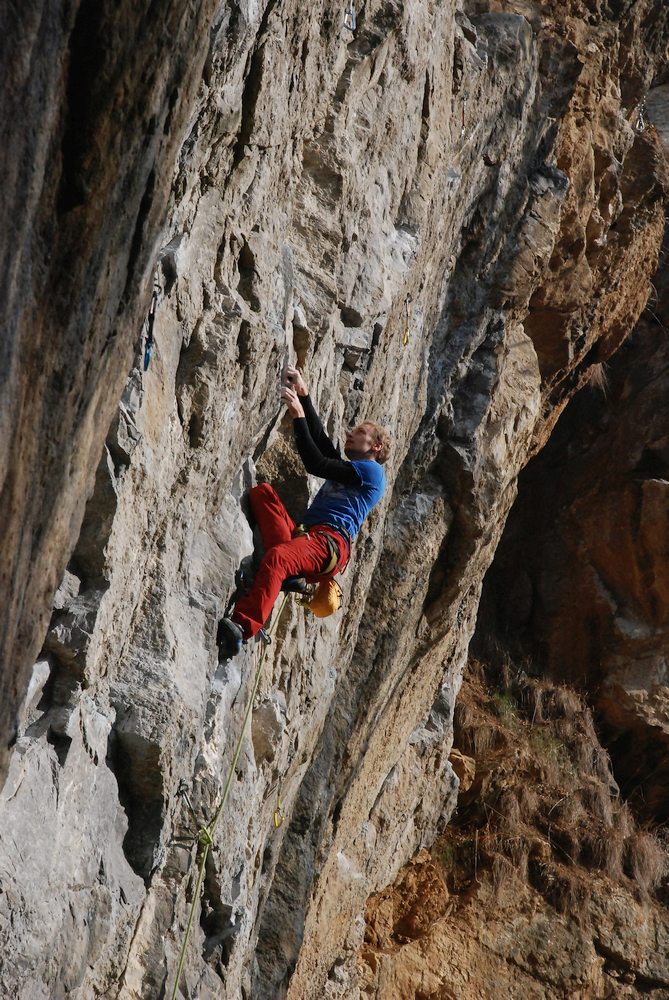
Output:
top-left (303, 460), bottom-right (385, 539)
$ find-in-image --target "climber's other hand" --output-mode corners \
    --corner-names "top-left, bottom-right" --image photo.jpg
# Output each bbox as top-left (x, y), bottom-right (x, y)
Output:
top-left (283, 365), bottom-right (308, 397)
top-left (281, 386), bottom-right (305, 418)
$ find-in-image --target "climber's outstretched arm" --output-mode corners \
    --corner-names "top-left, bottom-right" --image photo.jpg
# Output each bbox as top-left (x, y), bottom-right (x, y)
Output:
top-left (300, 395), bottom-right (342, 460)
top-left (282, 365), bottom-right (342, 460)
top-left (282, 385), bottom-right (360, 487)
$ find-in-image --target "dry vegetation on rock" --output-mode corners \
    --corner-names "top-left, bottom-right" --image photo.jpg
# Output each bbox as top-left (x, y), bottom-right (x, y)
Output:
top-left (448, 661), bottom-right (667, 903)
top-left (361, 659), bottom-right (669, 998)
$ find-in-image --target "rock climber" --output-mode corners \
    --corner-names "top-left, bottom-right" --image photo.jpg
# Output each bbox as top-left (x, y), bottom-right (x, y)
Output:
top-left (217, 365), bottom-right (391, 658)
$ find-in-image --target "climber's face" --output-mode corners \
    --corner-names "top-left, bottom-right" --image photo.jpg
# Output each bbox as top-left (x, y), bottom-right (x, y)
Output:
top-left (344, 423), bottom-right (381, 460)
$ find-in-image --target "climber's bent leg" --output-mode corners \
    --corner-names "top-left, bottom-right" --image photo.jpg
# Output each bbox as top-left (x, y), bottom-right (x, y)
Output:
top-left (233, 532), bottom-right (330, 638)
top-left (248, 483), bottom-right (296, 549)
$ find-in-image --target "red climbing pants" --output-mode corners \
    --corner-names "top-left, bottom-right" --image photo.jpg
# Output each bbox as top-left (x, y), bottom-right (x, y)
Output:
top-left (232, 483), bottom-right (347, 639)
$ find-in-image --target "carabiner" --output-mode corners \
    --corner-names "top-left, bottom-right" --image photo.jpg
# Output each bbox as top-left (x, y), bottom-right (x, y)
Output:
top-left (273, 795), bottom-right (285, 829)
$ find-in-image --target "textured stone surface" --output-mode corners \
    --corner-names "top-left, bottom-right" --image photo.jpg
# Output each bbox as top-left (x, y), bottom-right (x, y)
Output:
top-left (0, 0), bottom-right (220, 783)
top-left (360, 668), bottom-right (669, 1000)
top-left (363, 862), bottom-right (669, 999)
top-left (479, 275), bottom-right (669, 826)
top-left (0, 0), bottom-right (668, 998)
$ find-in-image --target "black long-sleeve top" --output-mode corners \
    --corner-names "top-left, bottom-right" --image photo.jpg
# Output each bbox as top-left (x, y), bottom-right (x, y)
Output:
top-left (293, 395), bottom-right (361, 487)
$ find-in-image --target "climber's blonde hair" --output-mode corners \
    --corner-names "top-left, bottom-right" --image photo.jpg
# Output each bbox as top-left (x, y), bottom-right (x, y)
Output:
top-left (361, 421), bottom-right (391, 465)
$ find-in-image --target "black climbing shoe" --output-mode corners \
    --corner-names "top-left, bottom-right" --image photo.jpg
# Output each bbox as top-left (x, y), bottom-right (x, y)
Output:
top-left (217, 618), bottom-right (244, 660)
top-left (282, 576), bottom-right (318, 598)
top-left (234, 565), bottom-right (253, 596)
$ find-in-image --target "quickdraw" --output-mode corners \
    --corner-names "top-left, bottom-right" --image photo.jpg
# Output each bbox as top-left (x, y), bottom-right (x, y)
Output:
top-left (636, 101), bottom-right (648, 134)
top-left (273, 794), bottom-right (285, 829)
top-left (343, 0), bottom-right (356, 32)
top-left (144, 288), bottom-right (158, 371)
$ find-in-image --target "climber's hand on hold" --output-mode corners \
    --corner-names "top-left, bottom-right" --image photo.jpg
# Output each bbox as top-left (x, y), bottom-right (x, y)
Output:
top-left (283, 365), bottom-right (308, 397)
top-left (281, 386), bottom-right (305, 419)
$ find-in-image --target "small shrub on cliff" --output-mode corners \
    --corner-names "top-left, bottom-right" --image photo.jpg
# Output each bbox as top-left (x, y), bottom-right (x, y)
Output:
top-left (490, 690), bottom-right (520, 731)
top-left (625, 828), bottom-right (668, 895)
top-left (589, 362), bottom-right (609, 395)
top-left (445, 659), bottom-right (669, 913)
top-left (528, 726), bottom-right (572, 781)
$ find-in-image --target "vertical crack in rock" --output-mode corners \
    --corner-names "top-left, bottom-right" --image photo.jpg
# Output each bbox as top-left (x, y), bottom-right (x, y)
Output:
top-left (106, 723), bottom-right (165, 881)
top-left (58, 0), bottom-right (106, 213)
top-left (231, 0), bottom-right (282, 167)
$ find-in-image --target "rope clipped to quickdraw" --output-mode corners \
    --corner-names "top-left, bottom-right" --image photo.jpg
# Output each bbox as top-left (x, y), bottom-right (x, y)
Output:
top-left (170, 594), bottom-right (290, 1000)
top-left (343, 0), bottom-right (356, 32)
top-left (144, 288), bottom-right (158, 371)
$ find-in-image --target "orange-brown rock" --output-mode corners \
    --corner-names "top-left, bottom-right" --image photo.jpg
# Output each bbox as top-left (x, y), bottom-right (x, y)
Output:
top-left (364, 850), bottom-right (450, 952)
top-left (361, 668), bottom-right (669, 999)
top-left (479, 228), bottom-right (669, 823)
top-left (448, 748), bottom-right (475, 793)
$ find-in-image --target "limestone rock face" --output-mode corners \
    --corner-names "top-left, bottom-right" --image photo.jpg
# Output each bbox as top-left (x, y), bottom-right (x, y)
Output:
top-left (1, 1), bottom-right (668, 999)
top-left (0, 0), bottom-right (220, 783)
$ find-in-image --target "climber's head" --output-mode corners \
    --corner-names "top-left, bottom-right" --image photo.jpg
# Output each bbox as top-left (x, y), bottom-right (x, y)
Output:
top-left (344, 421), bottom-right (391, 464)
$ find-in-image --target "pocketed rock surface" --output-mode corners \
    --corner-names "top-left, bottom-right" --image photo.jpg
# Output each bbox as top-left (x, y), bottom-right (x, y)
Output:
top-left (1, 1), bottom-right (668, 998)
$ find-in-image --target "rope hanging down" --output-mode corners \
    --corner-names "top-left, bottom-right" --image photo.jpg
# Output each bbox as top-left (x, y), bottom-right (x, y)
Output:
top-left (170, 594), bottom-right (290, 1000)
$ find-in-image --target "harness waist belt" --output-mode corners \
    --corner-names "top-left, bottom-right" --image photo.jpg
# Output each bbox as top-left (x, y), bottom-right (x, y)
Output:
top-left (294, 523), bottom-right (351, 574)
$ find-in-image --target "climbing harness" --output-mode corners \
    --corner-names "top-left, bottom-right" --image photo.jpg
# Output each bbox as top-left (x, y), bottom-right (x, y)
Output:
top-left (143, 288), bottom-right (158, 371)
top-left (293, 524), bottom-right (350, 576)
top-left (289, 523), bottom-right (350, 617)
top-left (343, 0), bottom-right (356, 32)
top-left (170, 594), bottom-right (290, 1000)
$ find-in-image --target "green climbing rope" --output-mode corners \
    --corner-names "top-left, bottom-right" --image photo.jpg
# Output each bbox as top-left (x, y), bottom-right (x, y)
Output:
top-left (170, 594), bottom-right (290, 1000)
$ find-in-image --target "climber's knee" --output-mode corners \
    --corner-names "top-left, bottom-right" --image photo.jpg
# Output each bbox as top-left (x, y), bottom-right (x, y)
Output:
top-left (251, 482), bottom-right (275, 500)
top-left (263, 544), bottom-right (288, 570)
